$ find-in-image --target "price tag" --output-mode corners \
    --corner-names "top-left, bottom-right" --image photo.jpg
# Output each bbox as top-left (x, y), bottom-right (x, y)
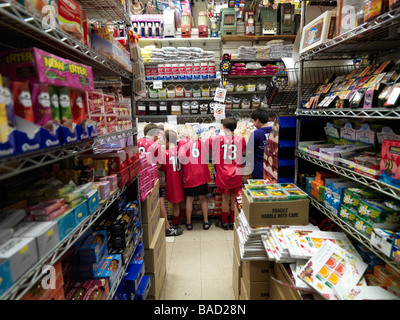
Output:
top-left (214, 87), bottom-right (227, 103)
top-left (153, 80), bottom-right (163, 89)
top-left (214, 103), bottom-right (225, 122)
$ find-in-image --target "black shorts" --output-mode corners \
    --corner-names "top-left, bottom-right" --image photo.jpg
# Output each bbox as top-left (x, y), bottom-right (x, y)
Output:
top-left (184, 183), bottom-right (209, 197)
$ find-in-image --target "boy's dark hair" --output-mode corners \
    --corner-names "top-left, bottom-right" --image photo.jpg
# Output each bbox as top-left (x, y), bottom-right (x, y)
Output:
top-left (251, 109), bottom-right (269, 124)
top-left (222, 117), bottom-right (237, 132)
top-left (164, 129), bottom-right (178, 144)
top-left (144, 123), bottom-right (160, 137)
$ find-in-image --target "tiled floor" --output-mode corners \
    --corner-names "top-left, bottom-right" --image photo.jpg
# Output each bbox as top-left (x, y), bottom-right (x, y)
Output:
top-left (160, 219), bottom-right (235, 300)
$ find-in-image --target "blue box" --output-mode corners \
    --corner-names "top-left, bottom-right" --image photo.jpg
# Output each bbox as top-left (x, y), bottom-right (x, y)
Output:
top-left (86, 189), bottom-right (100, 214)
top-left (123, 259), bottom-right (145, 294)
top-left (40, 126), bottom-right (62, 149)
top-left (133, 242), bottom-right (144, 261)
top-left (79, 230), bottom-right (108, 264)
top-left (74, 200), bottom-right (89, 226)
top-left (54, 208), bottom-right (76, 241)
top-left (135, 275), bottom-right (151, 300)
top-left (0, 260), bottom-right (13, 296)
top-left (93, 254), bottom-right (123, 289)
top-left (14, 127), bottom-right (41, 154)
top-left (331, 182), bottom-right (359, 201)
top-left (305, 177), bottom-right (315, 194)
top-left (75, 245), bottom-right (108, 280)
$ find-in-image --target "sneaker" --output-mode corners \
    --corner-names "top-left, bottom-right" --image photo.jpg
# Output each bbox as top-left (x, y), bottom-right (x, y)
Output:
top-left (166, 225), bottom-right (183, 236)
top-left (215, 219), bottom-right (230, 230)
top-left (229, 222), bottom-right (234, 230)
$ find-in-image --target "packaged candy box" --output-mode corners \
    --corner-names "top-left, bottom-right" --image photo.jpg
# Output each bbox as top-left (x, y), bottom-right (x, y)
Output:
top-left (247, 179), bottom-right (266, 190)
top-left (285, 188), bottom-right (308, 200)
top-left (267, 189), bottom-right (289, 201)
top-left (250, 190), bottom-right (270, 202)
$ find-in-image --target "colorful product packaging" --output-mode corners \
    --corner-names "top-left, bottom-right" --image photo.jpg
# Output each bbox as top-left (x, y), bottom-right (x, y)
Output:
top-left (380, 140), bottom-right (400, 188)
top-left (0, 48), bottom-right (94, 91)
top-left (48, 85), bottom-right (60, 124)
top-left (30, 82), bottom-right (53, 128)
top-left (10, 81), bottom-right (34, 123)
top-left (57, 0), bottom-right (84, 43)
top-left (69, 88), bottom-right (87, 126)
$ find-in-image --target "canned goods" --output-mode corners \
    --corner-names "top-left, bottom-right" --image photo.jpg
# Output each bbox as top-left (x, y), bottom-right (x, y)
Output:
top-left (201, 84), bottom-right (210, 97)
top-left (179, 63), bottom-right (186, 80)
top-left (208, 61), bottom-right (216, 79)
top-left (201, 62), bottom-right (208, 80)
top-left (184, 84), bottom-right (192, 98)
top-left (167, 84), bottom-right (176, 98)
top-left (193, 84), bottom-right (201, 97)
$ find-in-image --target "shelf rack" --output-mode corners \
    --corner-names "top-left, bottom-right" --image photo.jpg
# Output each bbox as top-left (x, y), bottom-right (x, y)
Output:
top-left (293, 0), bottom-right (400, 275)
top-left (296, 151), bottom-right (400, 201)
top-left (0, 128), bottom-right (137, 181)
top-left (0, 0), bottom-right (133, 82)
top-left (145, 78), bottom-right (219, 83)
top-left (300, 7), bottom-right (400, 60)
top-left (139, 96), bottom-right (215, 102)
top-left (307, 195), bottom-right (400, 274)
top-left (296, 107), bottom-right (400, 120)
top-left (0, 174), bottom-right (139, 300)
top-left (221, 35), bottom-right (297, 43)
top-left (78, 0), bottom-right (129, 22)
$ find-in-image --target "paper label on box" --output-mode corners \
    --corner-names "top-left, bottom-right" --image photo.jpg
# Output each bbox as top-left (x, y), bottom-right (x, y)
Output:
top-left (153, 81), bottom-right (163, 89)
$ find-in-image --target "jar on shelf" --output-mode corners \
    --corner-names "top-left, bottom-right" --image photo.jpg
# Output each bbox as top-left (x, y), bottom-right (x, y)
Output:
top-left (200, 103), bottom-right (209, 114)
top-left (256, 79), bottom-right (267, 91)
top-left (252, 95), bottom-right (261, 109)
top-left (190, 101), bottom-right (200, 114)
top-left (159, 102), bottom-right (168, 115)
top-left (136, 102), bottom-right (147, 115)
top-left (201, 84), bottom-right (210, 97)
top-left (193, 84), bottom-right (201, 98)
top-left (235, 81), bottom-right (245, 92)
top-left (225, 81), bottom-right (234, 92)
top-left (232, 97), bottom-right (241, 109)
top-left (184, 84), bottom-right (193, 98)
top-left (158, 86), bottom-right (167, 98)
top-left (209, 102), bottom-right (217, 114)
top-left (148, 85), bottom-right (158, 99)
top-left (210, 83), bottom-right (218, 97)
top-left (148, 102), bottom-right (158, 115)
top-left (241, 97), bottom-right (251, 109)
top-left (171, 103), bottom-right (182, 115)
top-left (245, 79), bottom-right (256, 92)
top-left (182, 101), bottom-right (191, 115)
top-left (225, 96), bottom-right (233, 109)
top-left (167, 84), bottom-right (176, 98)
top-left (261, 96), bottom-right (269, 108)
top-left (176, 84), bottom-right (184, 98)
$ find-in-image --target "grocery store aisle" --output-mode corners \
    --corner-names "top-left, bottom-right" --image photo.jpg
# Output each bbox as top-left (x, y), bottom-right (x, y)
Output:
top-left (160, 219), bottom-right (235, 300)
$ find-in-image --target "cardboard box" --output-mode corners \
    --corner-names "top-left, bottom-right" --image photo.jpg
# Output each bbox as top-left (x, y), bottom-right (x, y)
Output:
top-left (242, 278), bottom-right (270, 300)
top-left (144, 218), bottom-right (166, 273)
top-left (13, 221), bottom-right (60, 259)
top-left (241, 260), bottom-right (273, 283)
top-left (272, 262), bottom-right (302, 300)
top-left (242, 191), bottom-right (309, 227)
top-left (123, 259), bottom-right (145, 295)
top-left (146, 253), bottom-right (166, 300)
top-left (269, 270), bottom-right (286, 300)
top-left (239, 278), bottom-right (249, 300)
top-left (232, 243), bottom-right (241, 300)
top-left (79, 230), bottom-right (108, 264)
top-left (0, 237), bottom-right (39, 282)
top-left (141, 179), bottom-right (160, 223)
top-left (142, 198), bottom-right (161, 249)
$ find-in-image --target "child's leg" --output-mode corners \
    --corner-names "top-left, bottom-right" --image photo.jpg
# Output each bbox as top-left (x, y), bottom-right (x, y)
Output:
top-left (199, 195), bottom-right (209, 223)
top-left (180, 199), bottom-right (186, 220)
top-left (185, 196), bottom-right (194, 225)
top-left (229, 193), bottom-right (237, 223)
top-left (221, 193), bottom-right (230, 224)
top-left (171, 202), bottom-right (180, 226)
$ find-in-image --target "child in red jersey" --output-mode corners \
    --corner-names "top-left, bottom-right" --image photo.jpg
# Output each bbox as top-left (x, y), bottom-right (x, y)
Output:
top-left (159, 129), bottom-right (185, 231)
top-left (177, 125), bottom-right (211, 231)
top-left (207, 117), bottom-right (246, 230)
top-left (138, 123), bottom-right (182, 236)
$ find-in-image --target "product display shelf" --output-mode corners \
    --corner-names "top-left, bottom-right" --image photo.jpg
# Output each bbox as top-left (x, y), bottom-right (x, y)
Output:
top-left (0, 0), bottom-right (133, 82)
top-left (145, 78), bottom-right (219, 83)
top-left (296, 150), bottom-right (400, 201)
top-left (296, 107), bottom-right (400, 120)
top-left (78, 0), bottom-right (129, 23)
top-left (306, 194), bottom-right (400, 274)
top-left (225, 74), bottom-right (277, 79)
top-left (139, 37), bottom-right (222, 45)
top-left (144, 59), bottom-right (215, 65)
top-left (300, 7), bottom-right (400, 60)
top-left (0, 128), bottom-right (137, 181)
top-left (0, 174), bottom-right (139, 300)
top-left (221, 35), bottom-right (297, 43)
top-left (139, 96), bottom-right (215, 102)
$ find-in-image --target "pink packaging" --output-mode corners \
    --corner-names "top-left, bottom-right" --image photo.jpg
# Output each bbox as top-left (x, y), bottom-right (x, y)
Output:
top-left (103, 94), bottom-right (115, 114)
top-left (30, 198), bottom-right (66, 215)
top-left (86, 90), bottom-right (104, 114)
top-left (0, 48), bottom-right (94, 91)
top-left (89, 114), bottom-right (106, 135)
top-left (30, 83), bottom-right (53, 128)
top-left (99, 181), bottom-right (110, 199)
top-left (33, 204), bottom-right (70, 221)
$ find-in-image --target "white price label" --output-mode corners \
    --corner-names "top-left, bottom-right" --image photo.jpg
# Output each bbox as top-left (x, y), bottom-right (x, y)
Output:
top-left (153, 80), bottom-right (163, 89)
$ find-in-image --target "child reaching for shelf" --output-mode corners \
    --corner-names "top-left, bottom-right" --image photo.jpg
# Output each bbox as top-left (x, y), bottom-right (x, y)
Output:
top-left (159, 129), bottom-right (186, 231)
top-left (178, 124), bottom-right (211, 231)
top-left (206, 117), bottom-right (246, 230)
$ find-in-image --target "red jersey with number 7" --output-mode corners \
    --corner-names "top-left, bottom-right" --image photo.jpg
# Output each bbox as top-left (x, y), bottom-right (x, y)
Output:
top-left (159, 148), bottom-right (184, 203)
top-left (207, 135), bottom-right (246, 190)
top-left (177, 138), bottom-right (211, 188)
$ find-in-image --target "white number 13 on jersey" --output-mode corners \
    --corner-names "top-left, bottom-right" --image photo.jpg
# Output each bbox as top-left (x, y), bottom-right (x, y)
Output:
top-left (222, 143), bottom-right (237, 160)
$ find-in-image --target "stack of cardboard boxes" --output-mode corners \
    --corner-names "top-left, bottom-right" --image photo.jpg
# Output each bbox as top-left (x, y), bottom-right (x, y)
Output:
top-left (233, 188), bottom-right (310, 300)
top-left (141, 179), bottom-right (166, 300)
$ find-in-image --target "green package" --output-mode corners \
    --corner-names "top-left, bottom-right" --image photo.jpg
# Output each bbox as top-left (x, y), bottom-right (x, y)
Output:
top-left (342, 187), bottom-right (381, 209)
top-left (338, 204), bottom-right (357, 227)
top-left (358, 199), bottom-right (399, 224)
top-left (48, 85), bottom-right (60, 123)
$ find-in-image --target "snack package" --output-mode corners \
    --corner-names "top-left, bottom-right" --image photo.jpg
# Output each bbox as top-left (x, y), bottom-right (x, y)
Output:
top-left (10, 81), bottom-right (34, 122)
top-left (30, 82), bottom-right (53, 129)
top-left (57, 87), bottom-right (73, 131)
top-left (69, 89), bottom-right (87, 126)
top-left (48, 85), bottom-right (60, 123)
top-left (57, 0), bottom-right (84, 43)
